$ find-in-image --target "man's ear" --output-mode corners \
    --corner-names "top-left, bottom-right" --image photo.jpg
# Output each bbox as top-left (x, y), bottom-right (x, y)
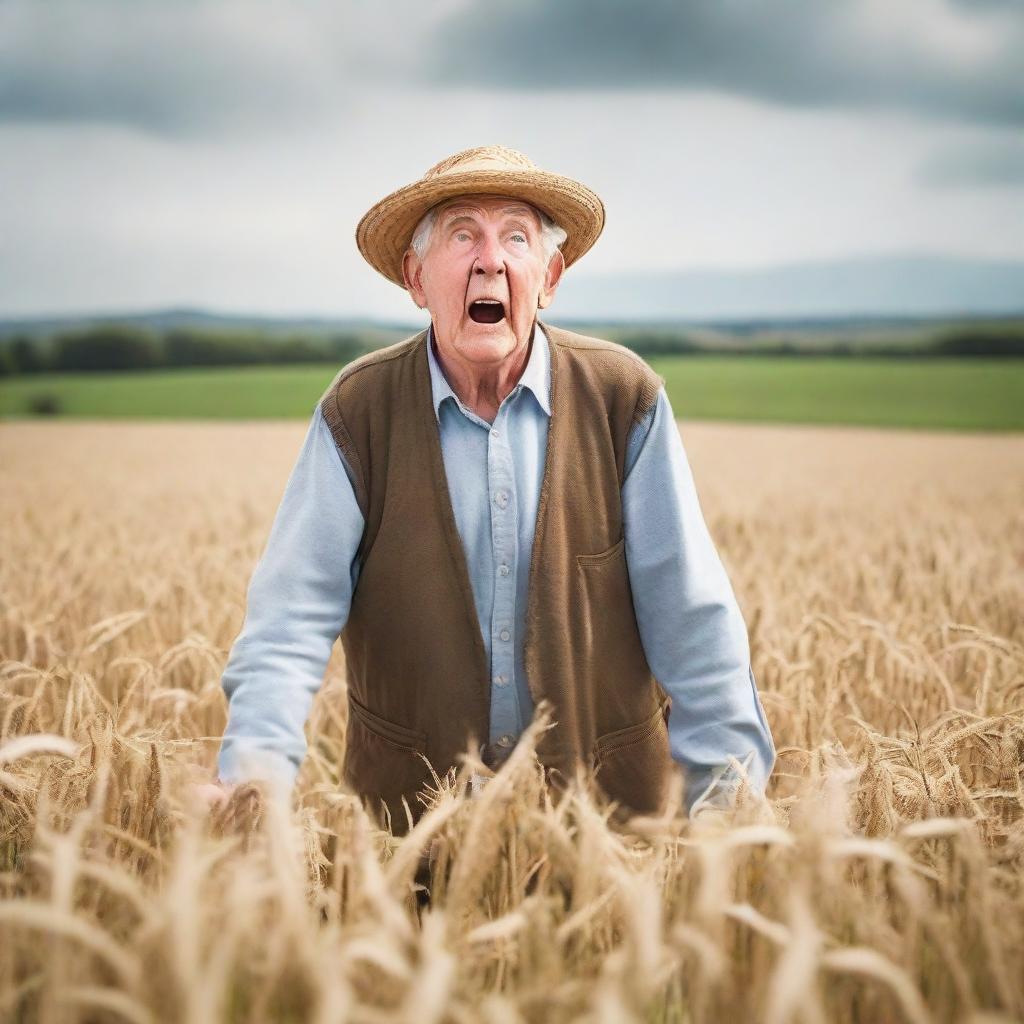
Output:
top-left (537, 248), bottom-right (565, 310)
top-left (403, 249), bottom-right (427, 309)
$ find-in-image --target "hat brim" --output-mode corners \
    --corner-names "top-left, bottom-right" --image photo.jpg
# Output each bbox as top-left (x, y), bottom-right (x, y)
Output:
top-left (356, 167), bottom-right (605, 288)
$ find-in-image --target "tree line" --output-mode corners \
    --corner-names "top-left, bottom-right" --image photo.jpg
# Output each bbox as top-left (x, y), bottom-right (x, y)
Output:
top-left (612, 324), bottom-right (1024, 358)
top-left (2, 321), bottom-right (1023, 376)
top-left (0, 325), bottom-right (375, 376)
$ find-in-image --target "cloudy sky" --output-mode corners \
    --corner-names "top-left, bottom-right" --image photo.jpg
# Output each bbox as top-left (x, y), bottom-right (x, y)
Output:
top-left (1, 0), bottom-right (1022, 321)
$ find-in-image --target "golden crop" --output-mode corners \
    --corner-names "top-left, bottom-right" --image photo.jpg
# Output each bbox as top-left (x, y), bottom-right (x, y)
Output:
top-left (1, 419), bottom-right (1022, 1023)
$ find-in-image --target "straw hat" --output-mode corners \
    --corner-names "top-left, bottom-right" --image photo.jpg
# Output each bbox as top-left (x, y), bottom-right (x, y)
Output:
top-left (355, 144), bottom-right (606, 288)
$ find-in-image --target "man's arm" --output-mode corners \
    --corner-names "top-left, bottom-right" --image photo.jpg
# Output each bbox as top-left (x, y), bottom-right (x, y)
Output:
top-left (622, 387), bottom-right (776, 817)
top-left (216, 404), bottom-right (364, 792)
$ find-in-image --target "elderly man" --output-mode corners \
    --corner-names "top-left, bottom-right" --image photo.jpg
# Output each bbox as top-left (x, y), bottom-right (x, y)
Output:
top-left (204, 145), bottom-right (776, 831)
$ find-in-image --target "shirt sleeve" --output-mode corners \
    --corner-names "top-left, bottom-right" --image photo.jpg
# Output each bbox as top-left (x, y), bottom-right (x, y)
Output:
top-left (622, 386), bottom-right (776, 817)
top-left (216, 404), bottom-right (364, 791)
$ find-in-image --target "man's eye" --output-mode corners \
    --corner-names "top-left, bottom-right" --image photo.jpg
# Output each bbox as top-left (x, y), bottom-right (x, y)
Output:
top-left (455, 232), bottom-right (471, 241)
top-left (510, 233), bottom-right (527, 243)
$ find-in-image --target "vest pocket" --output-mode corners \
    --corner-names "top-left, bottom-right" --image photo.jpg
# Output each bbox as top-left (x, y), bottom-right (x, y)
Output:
top-left (576, 536), bottom-right (626, 567)
top-left (343, 691), bottom-right (431, 834)
top-left (575, 533), bottom-right (650, 674)
top-left (593, 696), bottom-right (675, 819)
top-left (575, 534), bottom-right (672, 818)
top-left (347, 691), bottom-right (427, 751)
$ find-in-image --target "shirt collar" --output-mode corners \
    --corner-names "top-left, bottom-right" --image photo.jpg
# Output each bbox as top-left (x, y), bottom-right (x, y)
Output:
top-left (425, 319), bottom-right (552, 423)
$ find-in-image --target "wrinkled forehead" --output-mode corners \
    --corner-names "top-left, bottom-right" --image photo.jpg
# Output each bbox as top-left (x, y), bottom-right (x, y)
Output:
top-left (432, 194), bottom-right (543, 228)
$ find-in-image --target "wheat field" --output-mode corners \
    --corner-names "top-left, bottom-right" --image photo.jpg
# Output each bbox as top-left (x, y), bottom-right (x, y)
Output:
top-left (1, 418), bottom-right (1022, 1024)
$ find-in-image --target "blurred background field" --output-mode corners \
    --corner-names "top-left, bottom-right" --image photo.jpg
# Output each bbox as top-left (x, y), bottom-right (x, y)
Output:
top-left (3, 356), bottom-right (1023, 431)
top-left (2, 315), bottom-right (1023, 430)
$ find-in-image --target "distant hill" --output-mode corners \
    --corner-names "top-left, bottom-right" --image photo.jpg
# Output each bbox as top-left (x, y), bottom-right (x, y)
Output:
top-left (552, 254), bottom-right (1024, 322)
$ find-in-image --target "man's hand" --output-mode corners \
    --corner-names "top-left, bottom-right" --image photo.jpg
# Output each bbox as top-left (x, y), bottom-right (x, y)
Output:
top-left (185, 764), bottom-right (238, 812)
top-left (192, 780), bottom-right (236, 811)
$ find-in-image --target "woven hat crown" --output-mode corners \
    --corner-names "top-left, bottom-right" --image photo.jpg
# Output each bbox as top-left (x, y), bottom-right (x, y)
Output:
top-left (424, 145), bottom-right (537, 179)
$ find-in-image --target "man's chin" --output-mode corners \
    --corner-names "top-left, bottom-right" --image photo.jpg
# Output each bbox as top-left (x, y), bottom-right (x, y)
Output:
top-left (451, 322), bottom-right (519, 357)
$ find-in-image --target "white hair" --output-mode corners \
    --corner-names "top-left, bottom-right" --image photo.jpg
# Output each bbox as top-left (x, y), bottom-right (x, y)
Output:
top-left (410, 197), bottom-right (567, 267)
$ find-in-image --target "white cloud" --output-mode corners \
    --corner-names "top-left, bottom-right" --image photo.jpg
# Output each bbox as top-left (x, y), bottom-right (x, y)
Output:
top-left (2, 91), bottom-right (1022, 318)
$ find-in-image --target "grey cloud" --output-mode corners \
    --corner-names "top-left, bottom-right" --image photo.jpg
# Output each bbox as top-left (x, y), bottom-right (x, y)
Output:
top-left (918, 139), bottom-right (1024, 186)
top-left (3, 0), bottom-right (1023, 139)
top-left (423, 0), bottom-right (1024, 127)
top-left (0, 1), bottom-right (421, 137)
top-left (949, 0), bottom-right (1020, 8)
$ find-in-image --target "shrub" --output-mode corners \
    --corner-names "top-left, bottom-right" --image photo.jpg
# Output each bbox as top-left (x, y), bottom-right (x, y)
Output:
top-left (26, 392), bottom-right (63, 416)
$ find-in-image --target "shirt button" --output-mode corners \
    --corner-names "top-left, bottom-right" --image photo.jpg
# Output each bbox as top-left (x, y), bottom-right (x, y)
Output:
top-left (499, 564), bottom-right (510, 576)
top-left (494, 491), bottom-right (508, 509)
top-left (497, 734), bottom-right (513, 747)
top-left (490, 428), bottom-right (499, 438)
top-left (499, 628), bottom-right (511, 642)
top-left (494, 674), bottom-right (508, 686)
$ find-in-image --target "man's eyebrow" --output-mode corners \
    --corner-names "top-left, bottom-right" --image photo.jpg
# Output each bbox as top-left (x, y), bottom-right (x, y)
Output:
top-left (438, 204), bottom-right (539, 228)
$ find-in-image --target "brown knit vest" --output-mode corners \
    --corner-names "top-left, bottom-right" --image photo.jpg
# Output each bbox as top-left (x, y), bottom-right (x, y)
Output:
top-left (318, 319), bottom-right (682, 834)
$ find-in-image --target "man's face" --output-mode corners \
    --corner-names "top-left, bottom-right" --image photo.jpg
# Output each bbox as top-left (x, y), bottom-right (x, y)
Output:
top-left (402, 193), bottom-right (565, 365)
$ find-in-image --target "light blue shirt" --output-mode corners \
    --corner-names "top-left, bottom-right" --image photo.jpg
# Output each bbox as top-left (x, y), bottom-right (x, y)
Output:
top-left (217, 321), bottom-right (776, 816)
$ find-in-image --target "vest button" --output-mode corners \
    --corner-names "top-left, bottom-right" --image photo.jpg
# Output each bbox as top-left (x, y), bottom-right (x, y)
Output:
top-left (497, 734), bottom-right (513, 747)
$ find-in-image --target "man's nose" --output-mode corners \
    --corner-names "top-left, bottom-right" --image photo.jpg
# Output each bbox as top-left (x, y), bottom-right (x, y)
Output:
top-left (473, 233), bottom-right (505, 275)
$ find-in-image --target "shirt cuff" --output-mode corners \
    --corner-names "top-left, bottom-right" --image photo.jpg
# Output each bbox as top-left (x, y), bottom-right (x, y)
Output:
top-left (686, 750), bottom-right (757, 819)
top-left (217, 739), bottom-right (298, 798)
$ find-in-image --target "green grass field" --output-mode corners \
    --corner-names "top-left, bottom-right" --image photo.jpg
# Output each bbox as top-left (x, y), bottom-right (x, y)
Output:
top-left (1, 357), bottom-right (1022, 430)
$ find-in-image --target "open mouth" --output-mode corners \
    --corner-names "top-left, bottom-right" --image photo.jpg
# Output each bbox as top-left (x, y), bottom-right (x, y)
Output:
top-left (468, 299), bottom-right (506, 324)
